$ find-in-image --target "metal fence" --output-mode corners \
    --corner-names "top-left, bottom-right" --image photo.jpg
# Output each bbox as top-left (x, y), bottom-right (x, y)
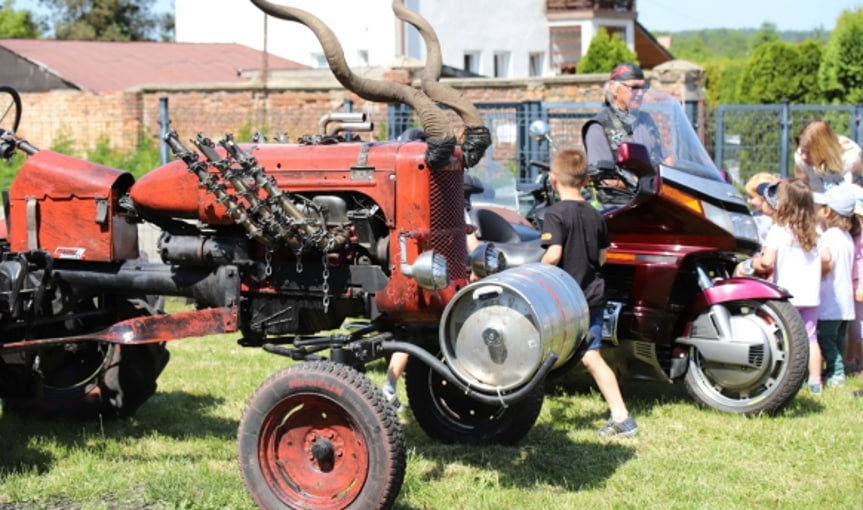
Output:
top-left (385, 100), bottom-right (863, 188)
top-left (154, 98), bottom-right (863, 188)
top-left (713, 102), bottom-right (863, 187)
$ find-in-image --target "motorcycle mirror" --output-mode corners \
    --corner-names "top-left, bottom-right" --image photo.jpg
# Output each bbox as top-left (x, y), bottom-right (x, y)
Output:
top-left (528, 120), bottom-right (551, 143)
top-left (596, 159), bottom-right (616, 171)
top-left (617, 142), bottom-right (654, 177)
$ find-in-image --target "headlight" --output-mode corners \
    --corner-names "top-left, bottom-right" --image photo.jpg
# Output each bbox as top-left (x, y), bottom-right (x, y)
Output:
top-left (468, 242), bottom-right (507, 278)
top-left (702, 201), bottom-right (759, 245)
top-left (402, 250), bottom-right (449, 290)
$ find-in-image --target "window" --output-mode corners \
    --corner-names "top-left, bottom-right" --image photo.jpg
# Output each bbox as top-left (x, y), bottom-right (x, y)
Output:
top-left (463, 51), bottom-right (479, 74)
top-left (357, 49), bottom-right (369, 67)
top-left (312, 52), bottom-right (328, 69)
top-left (549, 26), bottom-right (581, 74)
top-left (601, 25), bottom-right (626, 42)
top-left (493, 52), bottom-right (510, 78)
top-left (529, 52), bottom-right (544, 77)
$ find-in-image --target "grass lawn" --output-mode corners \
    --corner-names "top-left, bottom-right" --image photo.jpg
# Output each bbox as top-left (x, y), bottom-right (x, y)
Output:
top-left (1, 321), bottom-right (862, 509)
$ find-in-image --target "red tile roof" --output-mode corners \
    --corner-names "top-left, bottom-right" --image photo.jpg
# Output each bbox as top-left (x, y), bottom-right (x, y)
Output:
top-left (0, 39), bottom-right (307, 92)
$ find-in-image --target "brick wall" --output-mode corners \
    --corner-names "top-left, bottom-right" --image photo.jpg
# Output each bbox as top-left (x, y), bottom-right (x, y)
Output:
top-left (14, 60), bottom-right (703, 154)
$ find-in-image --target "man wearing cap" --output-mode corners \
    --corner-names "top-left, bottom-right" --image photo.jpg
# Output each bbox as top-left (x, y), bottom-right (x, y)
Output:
top-left (582, 62), bottom-right (673, 175)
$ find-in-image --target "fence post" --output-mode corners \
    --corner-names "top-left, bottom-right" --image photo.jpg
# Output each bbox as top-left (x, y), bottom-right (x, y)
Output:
top-left (853, 104), bottom-right (863, 147)
top-left (779, 99), bottom-right (790, 177)
top-left (159, 96), bottom-right (169, 165)
top-left (516, 100), bottom-right (544, 181)
top-left (714, 105), bottom-right (725, 170)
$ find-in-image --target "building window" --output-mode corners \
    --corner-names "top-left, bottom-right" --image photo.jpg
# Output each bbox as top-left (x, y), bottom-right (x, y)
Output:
top-left (601, 25), bottom-right (626, 42)
top-left (312, 52), bottom-right (328, 69)
top-left (493, 52), bottom-right (510, 78)
top-left (463, 51), bottom-right (479, 74)
top-left (528, 52), bottom-right (544, 77)
top-left (550, 25), bottom-right (582, 74)
top-left (357, 49), bottom-right (369, 67)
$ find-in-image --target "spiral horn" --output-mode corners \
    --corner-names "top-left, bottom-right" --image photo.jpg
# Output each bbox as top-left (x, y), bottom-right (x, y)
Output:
top-left (250, 0), bottom-right (456, 170)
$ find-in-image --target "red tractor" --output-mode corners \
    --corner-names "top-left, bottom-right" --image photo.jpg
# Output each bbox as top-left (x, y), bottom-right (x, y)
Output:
top-left (0, 2), bottom-right (589, 508)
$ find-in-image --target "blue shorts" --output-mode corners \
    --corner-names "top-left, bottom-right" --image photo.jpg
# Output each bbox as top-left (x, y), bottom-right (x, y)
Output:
top-left (587, 307), bottom-right (604, 351)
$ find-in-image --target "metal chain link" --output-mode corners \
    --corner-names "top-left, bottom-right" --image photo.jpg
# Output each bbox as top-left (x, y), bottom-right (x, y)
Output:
top-left (321, 237), bottom-right (335, 313)
top-left (264, 249), bottom-right (273, 277)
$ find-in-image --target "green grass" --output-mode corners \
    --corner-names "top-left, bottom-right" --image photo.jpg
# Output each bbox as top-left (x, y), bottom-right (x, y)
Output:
top-left (1, 319), bottom-right (862, 509)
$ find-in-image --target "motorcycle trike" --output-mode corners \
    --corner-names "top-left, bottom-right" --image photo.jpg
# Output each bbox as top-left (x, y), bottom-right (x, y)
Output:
top-left (472, 88), bottom-right (808, 416)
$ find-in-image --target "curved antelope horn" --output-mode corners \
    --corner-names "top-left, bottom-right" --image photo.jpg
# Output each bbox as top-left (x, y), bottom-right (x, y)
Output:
top-left (250, 0), bottom-right (455, 170)
top-left (391, 0), bottom-right (491, 168)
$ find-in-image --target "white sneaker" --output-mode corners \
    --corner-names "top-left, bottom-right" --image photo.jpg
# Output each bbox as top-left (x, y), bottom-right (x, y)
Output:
top-left (382, 386), bottom-right (406, 413)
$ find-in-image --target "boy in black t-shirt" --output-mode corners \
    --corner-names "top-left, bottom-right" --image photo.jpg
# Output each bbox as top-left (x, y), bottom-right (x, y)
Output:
top-left (540, 149), bottom-right (638, 438)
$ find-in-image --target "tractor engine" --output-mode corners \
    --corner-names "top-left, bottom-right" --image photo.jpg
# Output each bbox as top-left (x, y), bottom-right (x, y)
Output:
top-left (127, 133), bottom-right (469, 339)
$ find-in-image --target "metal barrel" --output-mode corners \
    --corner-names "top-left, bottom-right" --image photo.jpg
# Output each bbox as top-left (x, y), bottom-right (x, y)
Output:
top-left (439, 263), bottom-right (589, 392)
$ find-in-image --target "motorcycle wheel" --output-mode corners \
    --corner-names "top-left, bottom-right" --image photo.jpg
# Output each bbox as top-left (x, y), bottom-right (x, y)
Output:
top-left (3, 341), bottom-right (169, 419)
top-left (684, 299), bottom-right (808, 416)
top-left (405, 353), bottom-right (544, 445)
top-left (237, 361), bottom-right (406, 510)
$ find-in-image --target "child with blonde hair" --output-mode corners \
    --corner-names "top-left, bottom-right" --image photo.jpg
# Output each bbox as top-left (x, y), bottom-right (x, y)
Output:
top-left (751, 179), bottom-right (829, 393)
top-left (744, 172), bottom-right (779, 243)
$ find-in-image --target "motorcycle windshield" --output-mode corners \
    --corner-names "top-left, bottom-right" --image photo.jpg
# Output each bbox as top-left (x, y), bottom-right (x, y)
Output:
top-left (637, 89), bottom-right (724, 182)
top-left (466, 158), bottom-right (520, 213)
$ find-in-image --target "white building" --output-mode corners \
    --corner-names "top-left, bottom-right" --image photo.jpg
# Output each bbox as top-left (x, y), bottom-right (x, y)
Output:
top-left (175, 0), bottom-right (670, 78)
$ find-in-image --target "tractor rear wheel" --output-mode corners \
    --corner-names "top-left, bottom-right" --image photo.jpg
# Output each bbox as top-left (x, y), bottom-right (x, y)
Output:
top-left (3, 341), bottom-right (169, 419)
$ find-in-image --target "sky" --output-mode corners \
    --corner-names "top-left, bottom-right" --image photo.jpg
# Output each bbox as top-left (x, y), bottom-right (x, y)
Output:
top-left (11, 0), bottom-right (863, 33)
top-left (638, 0), bottom-right (861, 32)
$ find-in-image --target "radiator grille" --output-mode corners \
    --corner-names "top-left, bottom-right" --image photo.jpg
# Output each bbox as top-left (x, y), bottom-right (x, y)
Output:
top-left (429, 168), bottom-right (468, 282)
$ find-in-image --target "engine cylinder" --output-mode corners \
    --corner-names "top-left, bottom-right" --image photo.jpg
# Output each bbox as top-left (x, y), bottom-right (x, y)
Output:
top-left (439, 263), bottom-right (589, 392)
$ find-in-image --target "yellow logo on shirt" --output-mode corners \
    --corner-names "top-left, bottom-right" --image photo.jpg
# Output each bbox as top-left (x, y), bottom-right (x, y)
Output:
top-left (541, 232), bottom-right (552, 241)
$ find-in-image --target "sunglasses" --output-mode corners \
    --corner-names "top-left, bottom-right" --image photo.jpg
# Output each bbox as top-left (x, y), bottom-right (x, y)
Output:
top-left (619, 82), bottom-right (649, 92)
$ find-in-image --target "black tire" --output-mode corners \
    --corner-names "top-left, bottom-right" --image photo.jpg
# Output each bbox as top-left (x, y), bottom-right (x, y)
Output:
top-left (684, 299), bottom-right (808, 416)
top-left (238, 361), bottom-right (406, 510)
top-left (405, 353), bottom-right (544, 445)
top-left (3, 342), bottom-right (169, 420)
top-left (0, 84), bottom-right (22, 133)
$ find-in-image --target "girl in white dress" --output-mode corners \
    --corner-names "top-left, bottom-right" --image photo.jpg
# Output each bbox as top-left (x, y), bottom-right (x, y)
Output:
top-left (752, 179), bottom-right (831, 393)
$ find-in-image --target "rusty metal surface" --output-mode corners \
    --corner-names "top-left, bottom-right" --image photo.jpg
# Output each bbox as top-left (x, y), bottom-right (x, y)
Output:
top-left (0, 306), bottom-right (239, 353)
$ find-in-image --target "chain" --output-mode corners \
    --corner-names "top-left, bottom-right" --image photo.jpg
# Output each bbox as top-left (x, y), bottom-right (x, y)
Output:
top-left (264, 250), bottom-right (273, 277)
top-left (321, 237), bottom-right (335, 313)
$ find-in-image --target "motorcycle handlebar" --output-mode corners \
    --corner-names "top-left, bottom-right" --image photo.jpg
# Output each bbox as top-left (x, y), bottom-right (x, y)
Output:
top-left (528, 160), bottom-right (550, 171)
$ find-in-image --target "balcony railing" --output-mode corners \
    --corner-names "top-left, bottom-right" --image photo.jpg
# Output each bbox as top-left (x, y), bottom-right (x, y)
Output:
top-left (547, 0), bottom-right (633, 10)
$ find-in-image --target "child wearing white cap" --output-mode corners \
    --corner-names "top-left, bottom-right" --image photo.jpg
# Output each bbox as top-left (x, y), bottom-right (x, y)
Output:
top-left (813, 183), bottom-right (858, 388)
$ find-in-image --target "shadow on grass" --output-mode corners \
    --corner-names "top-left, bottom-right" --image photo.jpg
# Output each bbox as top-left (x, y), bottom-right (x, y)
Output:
top-left (398, 420), bottom-right (635, 500)
top-left (0, 390), bottom-right (234, 476)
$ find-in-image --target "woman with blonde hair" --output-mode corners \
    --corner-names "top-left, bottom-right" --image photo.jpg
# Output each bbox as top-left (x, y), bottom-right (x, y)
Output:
top-left (794, 120), bottom-right (859, 192)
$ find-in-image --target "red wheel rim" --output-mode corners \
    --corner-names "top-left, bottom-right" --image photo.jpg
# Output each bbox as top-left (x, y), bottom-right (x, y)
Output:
top-left (258, 393), bottom-right (370, 509)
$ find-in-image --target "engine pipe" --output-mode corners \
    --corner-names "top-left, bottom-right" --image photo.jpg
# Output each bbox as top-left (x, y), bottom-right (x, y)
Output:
top-left (53, 263), bottom-right (240, 308)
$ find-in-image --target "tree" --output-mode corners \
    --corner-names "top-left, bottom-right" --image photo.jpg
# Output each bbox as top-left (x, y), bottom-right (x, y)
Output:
top-left (0, 0), bottom-right (42, 38)
top-left (737, 41), bottom-right (811, 104)
top-left (703, 58), bottom-right (746, 105)
top-left (576, 27), bottom-right (637, 74)
top-left (749, 22), bottom-right (780, 52)
top-left (818, 8), bottom-right (863, 103)
top-left (796, 40), bottom-right (824, 104)
top-left (37, 0), bottom-right (170, 41)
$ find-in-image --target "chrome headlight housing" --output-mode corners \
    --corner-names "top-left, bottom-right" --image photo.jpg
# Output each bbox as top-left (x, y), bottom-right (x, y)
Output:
top-left (468, 242), bottom-right (507, 278)
top-left (702, 201), bottom-right (760, 245)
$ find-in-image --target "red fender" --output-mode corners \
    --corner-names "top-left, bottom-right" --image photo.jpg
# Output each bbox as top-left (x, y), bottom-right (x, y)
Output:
top-left (690, 277), bottom-right (791, 317)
